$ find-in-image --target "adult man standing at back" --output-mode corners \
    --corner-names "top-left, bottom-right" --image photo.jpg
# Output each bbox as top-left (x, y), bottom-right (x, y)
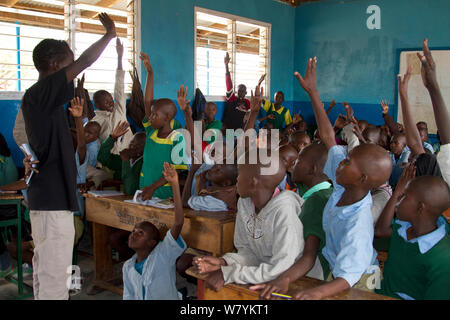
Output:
top-left (221, 52), bottom-right (251, 130)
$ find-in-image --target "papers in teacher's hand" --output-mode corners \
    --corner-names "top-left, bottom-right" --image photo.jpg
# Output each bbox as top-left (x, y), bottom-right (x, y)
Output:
top-left (19, 144), bottom-right (38, 185)
top-left (87, 190), bottom-right (124, 197)
top-left (125, 190), bottom-right (174, 209)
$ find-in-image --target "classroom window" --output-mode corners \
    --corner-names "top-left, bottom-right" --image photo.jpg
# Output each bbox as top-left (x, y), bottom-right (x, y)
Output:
top-left (194, 7), bottom-right (271, 98)
top-left (0, 0), bottom-right (139, 93)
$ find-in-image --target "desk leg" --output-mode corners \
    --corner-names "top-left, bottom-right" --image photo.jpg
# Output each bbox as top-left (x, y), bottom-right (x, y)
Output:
top-left (197, 279), bottom-right (205, 300)
top-left (92, 223), bottom-right (113, 282)
top-left (16, 202), bottom-right (23, 296)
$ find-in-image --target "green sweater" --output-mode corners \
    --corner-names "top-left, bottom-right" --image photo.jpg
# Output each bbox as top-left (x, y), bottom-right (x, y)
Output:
top-left (0, 155), bottom-right (18, 187)
top-left (376, 219), bottom-right (450, 300)
top-left (97, 136), bottom-right (143, 195)
top-left (298, 187), bottom-right (333, 279)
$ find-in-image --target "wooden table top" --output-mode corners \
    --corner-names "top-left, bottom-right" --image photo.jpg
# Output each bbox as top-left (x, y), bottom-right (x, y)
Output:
top-left (186, 266), bottom-right (396, 300)
top-left (0, 193), bottom-right (24, 201)
top-left (84, 194), bottom-right (236, 223)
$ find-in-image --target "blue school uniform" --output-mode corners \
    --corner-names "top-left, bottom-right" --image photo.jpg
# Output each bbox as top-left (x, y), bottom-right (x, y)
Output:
top-left (122, 231), bottom-right (186, 300)
top-left (74, 152), bottom-right (87, 217)
top-left (86, 141), bottom-right (99, 168)
top-left (322, 145), bottom-right (378, 287)
top-left (389, 147), bottom-right (409, 188)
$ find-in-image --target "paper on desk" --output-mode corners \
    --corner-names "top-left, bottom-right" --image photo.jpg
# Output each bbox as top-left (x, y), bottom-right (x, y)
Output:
top-left (125, 190), bottom-right (174, 209)
top-left (87, 190), bottom-right (124, 197)
top-left (19, 144), bottom-right (38, 185)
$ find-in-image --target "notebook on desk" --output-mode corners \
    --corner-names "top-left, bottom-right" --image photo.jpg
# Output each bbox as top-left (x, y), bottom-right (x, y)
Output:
top-left (124, 190), bottom-right (174, 209)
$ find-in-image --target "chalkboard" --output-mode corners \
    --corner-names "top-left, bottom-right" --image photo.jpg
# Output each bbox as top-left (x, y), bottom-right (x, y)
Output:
top-left (397, 49), bottom-right (450, 134)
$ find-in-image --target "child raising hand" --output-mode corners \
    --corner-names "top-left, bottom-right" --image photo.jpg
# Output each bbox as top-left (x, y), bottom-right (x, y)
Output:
top-left (122, 162), bottom-right (187, 300)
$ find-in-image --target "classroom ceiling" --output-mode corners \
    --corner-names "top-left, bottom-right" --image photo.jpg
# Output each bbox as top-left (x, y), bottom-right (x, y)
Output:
top-left (276, 0), bottom-right (321, 7)
top-left (0, 0), bottom-right (130, 36)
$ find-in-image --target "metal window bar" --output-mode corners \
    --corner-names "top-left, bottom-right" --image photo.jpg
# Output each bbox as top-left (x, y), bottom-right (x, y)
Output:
top-left (0, 0), bottom-right (137, 93)
top-left (195, 8), bottom-right (270, 98)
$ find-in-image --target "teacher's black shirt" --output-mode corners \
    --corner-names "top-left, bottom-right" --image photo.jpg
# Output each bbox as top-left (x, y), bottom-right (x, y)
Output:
top-left (21, 68), bottom-right (78, 212)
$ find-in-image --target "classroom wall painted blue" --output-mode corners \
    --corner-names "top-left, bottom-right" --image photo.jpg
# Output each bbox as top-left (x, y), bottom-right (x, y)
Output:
top-left (0, 100), bottom-right (22, 167)
top-left (293, 0), bottom-right (450, 132)
top-left (140, 0), bottom-right (296, 102)
top-left (2, 0), bottom-right (447, 167)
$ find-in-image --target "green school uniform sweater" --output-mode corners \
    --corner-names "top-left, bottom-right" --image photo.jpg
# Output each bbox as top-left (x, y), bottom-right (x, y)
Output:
top-left (298, 186), bottom-right (333, 279)
top-left (97, 135), bottom-right (143, 195)
top-left (204, 119), bottom-right (222, 144)
top-left (262, 100), bottom-right (292, 130)
top-left (140, 118), bottom-right (187, 199)
top-left (376, 220), bottom-right (450, 300)
top-left (0, 155), bottom-right (18, 186)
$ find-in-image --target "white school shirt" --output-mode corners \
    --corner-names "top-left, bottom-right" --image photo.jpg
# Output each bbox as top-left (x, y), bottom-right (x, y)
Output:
top-left (221, 190), bottom-right (305, 285)
top-left (92, 69), bottom-right (133, 155)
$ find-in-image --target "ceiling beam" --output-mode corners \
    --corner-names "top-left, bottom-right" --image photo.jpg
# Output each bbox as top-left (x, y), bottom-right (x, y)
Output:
top-left (0, 0), bottom-right (20, 8)
top-left (0, 11), bottom-right (127, 37)
top-left (87, 0), bottom-right (122, 18)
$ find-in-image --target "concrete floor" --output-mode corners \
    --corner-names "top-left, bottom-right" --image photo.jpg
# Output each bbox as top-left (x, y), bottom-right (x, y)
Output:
top-left (0, 229), bottom-right (197, 300)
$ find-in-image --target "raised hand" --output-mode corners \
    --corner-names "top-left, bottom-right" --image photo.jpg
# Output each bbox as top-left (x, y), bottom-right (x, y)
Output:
top-left (116, 37), bottom-right (124, 57)
top-left (69, 97), bottom-right (84, 118)
top-left (258, 73), bottom-right (266, 86)
top-left (111, 121), bottom-right (130, 140)
top-left (292, 114), bottom-right (303, 124)
top-left (352, 121), bottom-right (367, 143)
top-left (177, 85), bottom-right (191, 114)
top-left (162, 162), bottom-right (179, 185)
top-left (343, 102), bottom-right (356, 123)
top-left (326, 99), bottom-right (337, 115)
top-left (417, 39), bottom-right (437, 90)
top-left (394, 161), bottom-right (416, 197)
top-left (381, 100), bottom-right (389, 115)
top-left (224, 52), bottom-right (231, 66)
top-left (398, 66), bottom-right (412, 98)
top-left (249, 85), bottom-right (264, 113)
top-left (333, 114), bottom-right (347, 130)
top-left (98, 12), bottom-right (116, 38)
top-left (294, 57), bottom-right (318, 95)
top-left (76, 73), bottom-right (85, 93)
top-left (140, 52), bottom-right (153, 75)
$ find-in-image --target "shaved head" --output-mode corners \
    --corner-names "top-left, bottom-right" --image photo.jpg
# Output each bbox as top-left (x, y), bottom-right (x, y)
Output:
top-left (363, 127), bottom-right (381, 145)
top-left (351, 144), bottom-right (392, 188)
top-left (237, 148), bottom-right (286, 197)
top-left (154, 98), bottom-right (177, 119)
top-left (301, 143), bottom-right (328, 169)
top-left (409, 176), bottom-right (450, 217)
top-left (280, 145), bottom-right (298, 163)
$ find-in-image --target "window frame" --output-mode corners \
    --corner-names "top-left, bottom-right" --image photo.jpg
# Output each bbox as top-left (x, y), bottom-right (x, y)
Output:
top-left (0, 0), bottom-right (141, 99)
top-left (194, 6), bottom-right (271, 101)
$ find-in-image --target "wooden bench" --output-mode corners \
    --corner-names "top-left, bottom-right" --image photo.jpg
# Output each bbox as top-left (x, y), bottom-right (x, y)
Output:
top-left (186, 267), bottom-right (396, 300)
top-left (84, 194), bottom-right (236, 295)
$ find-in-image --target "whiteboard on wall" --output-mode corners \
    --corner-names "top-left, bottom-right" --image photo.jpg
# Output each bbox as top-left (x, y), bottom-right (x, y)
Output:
top-left (397, 50), bottom-right (450, 134)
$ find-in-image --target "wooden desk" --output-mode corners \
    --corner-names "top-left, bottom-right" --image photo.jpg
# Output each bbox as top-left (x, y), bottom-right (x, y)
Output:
top-left (0, 193), bottom-right (24, 201)
top-left (0, 193), bottom-right (32, 298)
top-left (186, 267), bottom-right (396, 300)
top-left (85, 194), bottom-right (236, 295)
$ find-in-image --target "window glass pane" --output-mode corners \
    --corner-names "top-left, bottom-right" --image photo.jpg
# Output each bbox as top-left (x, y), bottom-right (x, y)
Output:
top-left (195, 9), bottom-right (269, 98)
